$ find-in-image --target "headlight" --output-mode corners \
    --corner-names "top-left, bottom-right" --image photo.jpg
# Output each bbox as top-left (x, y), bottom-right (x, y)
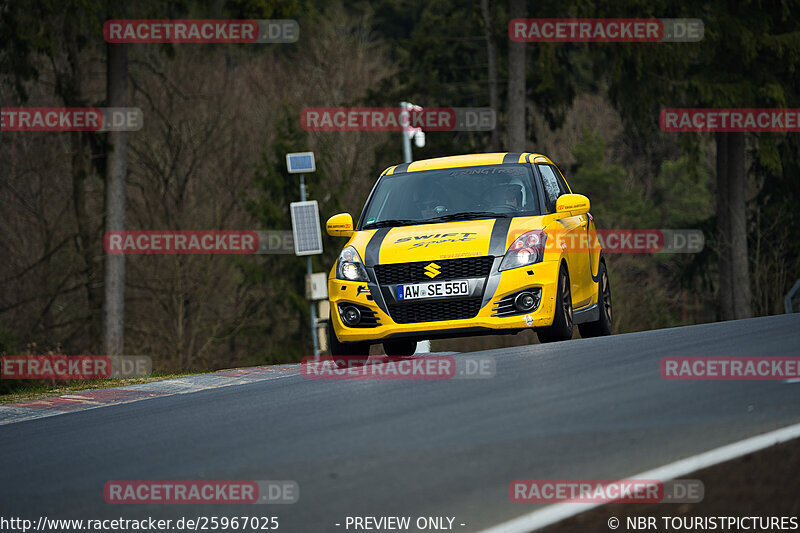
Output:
top-left (499, 230), bottom-right (547, 271)
top-left (336, 246), bottom-right (369, 281)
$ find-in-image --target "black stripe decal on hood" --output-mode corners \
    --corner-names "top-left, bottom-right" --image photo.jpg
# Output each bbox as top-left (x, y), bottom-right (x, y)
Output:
top-left (364, 227), bottom-right (391, 267)
top-left (489, 217), bottom-right (512, 256)
top-left (364, 228), bottom-right (392, 315)
top-left (366, 267), bottom-right (389, 315)
top-left (393, 162), bottom-right (410, 174)
top-left (481, 217), bottom-right (513, 310)
top-left (481, 257), bottom-right (505, 310)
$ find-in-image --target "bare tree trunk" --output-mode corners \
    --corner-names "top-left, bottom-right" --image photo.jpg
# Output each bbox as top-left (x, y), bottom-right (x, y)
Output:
top-left (727, 132), bottom-right (752, 319)
top-left (103, 41), bottom-right (128, 356)
top-left (507, 0), bottom-right (526, 151)
top-left (71, 132), bottom-right (104, 347)
top-left (61, 15), bottom-right (104, 351)
top-left (481, 0), bottom-right (500, 151)
top-left (715, 132), bottom-right (733, 320)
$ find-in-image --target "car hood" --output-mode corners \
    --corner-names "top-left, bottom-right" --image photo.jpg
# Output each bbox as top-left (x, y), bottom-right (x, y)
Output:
top-left (336, 215), bottom-right (558, 278)
top-left (359, 216), bottom-right (549, 264)
top-left (337, 216), bottom-right (553, 278)
top-left (374, 220), bottom-right (497, 264)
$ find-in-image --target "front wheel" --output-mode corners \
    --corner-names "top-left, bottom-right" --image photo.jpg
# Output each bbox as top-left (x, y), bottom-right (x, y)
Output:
top-left (328, 317), bottom-right (370, 356)
top-left (578, 261), bottom-right (613, 338)
top-left (537, 265), bottom-right (574, 343)
top-left (383, 339), bottom-right (417, 357)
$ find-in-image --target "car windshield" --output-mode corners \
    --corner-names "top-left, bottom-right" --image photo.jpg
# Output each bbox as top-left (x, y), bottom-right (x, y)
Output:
top-left (360, 164), bottom-right (541, 229)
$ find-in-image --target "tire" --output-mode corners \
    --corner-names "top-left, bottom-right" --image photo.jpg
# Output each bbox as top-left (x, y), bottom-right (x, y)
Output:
top-left (578, 261), bottom-right (613, 338)
top-left (328, 317), bottom-right (370, 356)
top-left (537, 265), bottom-right (574, 343)
top-left (383, 339), bottom-right (417, 357)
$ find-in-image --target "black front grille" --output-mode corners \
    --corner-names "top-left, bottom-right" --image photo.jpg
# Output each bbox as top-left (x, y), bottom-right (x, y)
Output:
top-left (375, 256), bottom-right (494, 284)
top-left (388, 298), bottom-right (482, 324)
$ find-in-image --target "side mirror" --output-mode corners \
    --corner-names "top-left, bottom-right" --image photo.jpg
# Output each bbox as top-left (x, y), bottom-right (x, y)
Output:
top-left (556, 194), bottom-right (590, 217)
top-left (326, 213), bottom-right (354, 237)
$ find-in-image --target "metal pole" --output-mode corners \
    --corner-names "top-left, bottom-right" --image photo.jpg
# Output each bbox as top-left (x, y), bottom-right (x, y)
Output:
top-left (300, 174), bottom-right (320, 359)
top-left (308, 256), bottom-right (319, 359)
top-left (401, 101), bottom-right (412, 164)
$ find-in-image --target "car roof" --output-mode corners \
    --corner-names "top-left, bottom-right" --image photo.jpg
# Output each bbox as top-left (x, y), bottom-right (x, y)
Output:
top-left (380, 152), bottom-right (555, 176)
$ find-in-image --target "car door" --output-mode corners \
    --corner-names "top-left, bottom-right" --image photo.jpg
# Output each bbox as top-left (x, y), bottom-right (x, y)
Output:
top-left (537, 163), bottom-right (593, 308)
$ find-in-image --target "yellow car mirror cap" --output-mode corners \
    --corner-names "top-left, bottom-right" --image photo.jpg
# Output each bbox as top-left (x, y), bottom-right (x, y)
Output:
top-left (556, 194), bottom-right (590, 217)
top-left (326, 213), bottom-right (354, 237)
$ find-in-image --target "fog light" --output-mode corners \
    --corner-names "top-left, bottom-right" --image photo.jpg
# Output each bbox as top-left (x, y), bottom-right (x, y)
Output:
top-left (514, 292), bottom-right (537, 312)
top-left (341, 305), bottom-right (362, 326)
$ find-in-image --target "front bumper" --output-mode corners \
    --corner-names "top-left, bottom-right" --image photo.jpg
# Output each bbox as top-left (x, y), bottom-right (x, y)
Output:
top-left (329, 259), bottom-right (561, 343)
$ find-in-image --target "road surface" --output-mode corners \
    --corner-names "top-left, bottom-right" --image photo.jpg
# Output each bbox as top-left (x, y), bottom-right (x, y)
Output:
top-left (2, 315), bottom-right (799, 532)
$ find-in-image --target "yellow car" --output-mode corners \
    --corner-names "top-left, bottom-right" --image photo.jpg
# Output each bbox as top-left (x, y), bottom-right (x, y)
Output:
top-left (325, 152), bottom-right (612, 356)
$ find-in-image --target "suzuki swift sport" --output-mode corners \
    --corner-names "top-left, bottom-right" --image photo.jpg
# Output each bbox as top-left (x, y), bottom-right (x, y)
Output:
top-left (325, 152), bottom-right (612, 356)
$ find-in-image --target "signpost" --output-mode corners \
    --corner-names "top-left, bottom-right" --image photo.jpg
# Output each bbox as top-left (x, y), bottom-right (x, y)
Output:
top-left (287, 152), bottom-right (323, 357)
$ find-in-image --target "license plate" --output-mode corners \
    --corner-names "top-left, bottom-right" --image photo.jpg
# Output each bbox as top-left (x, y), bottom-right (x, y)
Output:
top-left (397, 280), bottom-right (470, 300)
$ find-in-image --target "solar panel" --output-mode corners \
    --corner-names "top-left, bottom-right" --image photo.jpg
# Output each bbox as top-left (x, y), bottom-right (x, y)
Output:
top-left (286, 152), bottom-right (316, 174)
top-left (290, 201), bottom-right (323, 256)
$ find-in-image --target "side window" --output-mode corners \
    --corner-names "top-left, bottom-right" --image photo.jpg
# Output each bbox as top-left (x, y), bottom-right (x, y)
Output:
top-left (538, 164), bottom-right (562, 213)
top-left (552, 166), bottom-right (571, 195)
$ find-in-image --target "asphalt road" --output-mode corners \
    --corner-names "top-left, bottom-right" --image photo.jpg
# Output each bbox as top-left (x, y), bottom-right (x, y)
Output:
top-left (2, 315), bottom-right (800, 532)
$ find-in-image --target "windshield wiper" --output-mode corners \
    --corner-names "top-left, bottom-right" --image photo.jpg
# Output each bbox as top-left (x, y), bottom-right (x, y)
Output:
top-left (363, 212), bottom-right (510, 229)
top-left (362, 219), bottom-right (421, 229)
top-left (428, 211), bottom-right (510, 222)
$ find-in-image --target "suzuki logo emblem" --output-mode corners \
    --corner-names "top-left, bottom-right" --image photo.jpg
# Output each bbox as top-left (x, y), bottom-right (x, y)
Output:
top-left (424, 263), bottom-right (441, 278)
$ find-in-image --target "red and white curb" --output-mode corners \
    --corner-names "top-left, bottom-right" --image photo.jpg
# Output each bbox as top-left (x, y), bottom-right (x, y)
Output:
top-left (0, 364), bottom-right (299, 425)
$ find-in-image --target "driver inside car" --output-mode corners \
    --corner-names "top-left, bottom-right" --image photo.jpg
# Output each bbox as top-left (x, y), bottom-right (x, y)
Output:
top-left (489, 183), bottom-right (524, 211)
top-left (412, 185), bottom-right (449, 220)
